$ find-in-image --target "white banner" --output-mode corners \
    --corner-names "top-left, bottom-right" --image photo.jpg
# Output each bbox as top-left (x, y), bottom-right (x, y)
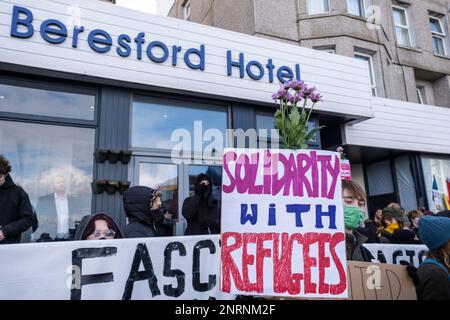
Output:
top-left (0, 235), bottom-right (234, 300)
top-left (220, 148), bottom-right (348, 299)
top-left (363, 244), bottom-right (428, 268)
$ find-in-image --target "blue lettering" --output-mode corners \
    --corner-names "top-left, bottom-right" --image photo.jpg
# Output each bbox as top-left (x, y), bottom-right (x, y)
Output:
top-left (40, 19), bottom-right (67, 44)
top-left (172, 45), bottom-right (182, 66)
top-left (315, 205), bottom-right (337, 229)
top-left (146, 41), bottom-right (169, 63)
top-left (286, 204), bottom-right (310, 227)
top-left (88, 29), bottom-right (112, 53)
top-left (266, 59), bottom-right (275, 83)
top-left (277, 66), bottom-right (294, 83)
top-left (134, 32), bottom-right (145, 60)
top-left (10, 5), bottom-right (34, 38)
top-left (184, 45), bottom-right (205, 70)
top-left (72, 26), bottom-right (84, 48)
top-left (241, 204), bottom-right (258, 225)
top-left (117, 34), bottom-right (131, 57)
top-left (227, 50), bottom-right (245, 78)
top-left (246, 60), bottom-right (265, 80)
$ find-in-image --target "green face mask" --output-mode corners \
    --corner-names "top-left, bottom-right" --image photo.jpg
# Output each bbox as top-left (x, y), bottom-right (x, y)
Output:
top-left (344, 205), bottom-right (365, 230)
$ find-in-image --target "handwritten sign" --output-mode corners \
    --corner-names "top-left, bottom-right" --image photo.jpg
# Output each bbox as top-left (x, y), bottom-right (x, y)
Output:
top-left (0, 235), bottom-right (234, 300)
top-left (220, 148), bottom-right (348, 298)
top-left (363, 244), bottom-right (428, 268)
top-left (347, 262), bottom-right (417, 300)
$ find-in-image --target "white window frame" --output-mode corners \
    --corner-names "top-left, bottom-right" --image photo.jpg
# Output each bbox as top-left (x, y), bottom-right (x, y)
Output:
top-left (354, 53), bottom-right (377, 97)
top-left (429, 16), bottom-right (447, 56)
top-left (347, 0), bottom-right (366, 18)
top-left (416, 87), bottom-right (424, 104)
top-left (182, 0), bottom-right (191, 20)
top-left (307, 0), bottom-right (331, 15)
top-left (392, 5), bottom-right (412, 47)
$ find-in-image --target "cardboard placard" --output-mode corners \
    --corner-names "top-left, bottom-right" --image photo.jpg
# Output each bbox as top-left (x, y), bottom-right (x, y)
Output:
top-left (347, 261), bottom-right (417, 300)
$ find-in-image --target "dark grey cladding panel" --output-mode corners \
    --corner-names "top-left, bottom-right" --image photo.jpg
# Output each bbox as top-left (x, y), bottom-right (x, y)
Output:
top-left (94, 86), bottom-right (132, 229)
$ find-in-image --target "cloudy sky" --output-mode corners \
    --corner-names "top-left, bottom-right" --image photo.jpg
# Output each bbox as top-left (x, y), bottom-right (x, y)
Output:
top-left (115, 0), bottom-right (175, 16)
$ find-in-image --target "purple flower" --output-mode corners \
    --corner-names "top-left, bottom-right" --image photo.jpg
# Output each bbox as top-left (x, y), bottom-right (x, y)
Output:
top-left (302, 85), bottom-right (316, 97)
top-left (271, 86), bottom-right (287, 100)
top-left (310, 91), bottom-right (323, 103)
top-left (290, 80), bottom-right (305, 91)
top-left (286, 92), bottom-right (294, 103)
top-left (288, 93), bottom-right (303, 104)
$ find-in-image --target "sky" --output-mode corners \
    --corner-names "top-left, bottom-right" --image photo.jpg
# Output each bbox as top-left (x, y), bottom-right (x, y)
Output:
top-left (115, 0), bottom-right (175, 16)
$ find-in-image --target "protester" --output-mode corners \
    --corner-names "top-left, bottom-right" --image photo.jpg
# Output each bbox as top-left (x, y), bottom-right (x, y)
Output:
top-left (123, 186), bottom-right (165, 238)
top-left (182, 173), bottom-right (221, 236)
top-left (74, 213), bottom-right (124, 240)
top-left (0, 155), bottom-right (34, 244)
top-left (379, 207), bottom-right (418, 244)
top-left (359, 208), bottom-right (383, 243)
top-left (416, 215), bottom-right (450, 300)
top-left (407, 209), bottom-right (423, 240)
top-left (436, 210), bottom-right (450, 218)
top-left (341, 180), bottom-right (374, 261)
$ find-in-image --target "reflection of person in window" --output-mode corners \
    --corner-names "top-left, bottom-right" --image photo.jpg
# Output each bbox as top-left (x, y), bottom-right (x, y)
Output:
top-left (36, 175), bottom-right (79, 240)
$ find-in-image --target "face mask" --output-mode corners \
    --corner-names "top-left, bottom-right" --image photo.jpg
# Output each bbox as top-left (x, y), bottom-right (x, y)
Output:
top-left (149, 208), bottom-right (164, 222)
top-left (344, 205), bottom-right (365, 230)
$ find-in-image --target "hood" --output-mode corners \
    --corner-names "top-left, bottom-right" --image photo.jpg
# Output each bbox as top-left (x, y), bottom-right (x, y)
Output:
top-left (123, 186), bottom-right (161, 225)
top-left (74, 213), bottom-right (124, 240)
top-left (0, 174), bottom-right (15, 191)
top-left (194, 173), bottom-right (212, 196)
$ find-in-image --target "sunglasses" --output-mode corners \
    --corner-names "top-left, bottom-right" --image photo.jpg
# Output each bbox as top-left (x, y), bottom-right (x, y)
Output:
top-left (88, 229), bottom-right (116, 240)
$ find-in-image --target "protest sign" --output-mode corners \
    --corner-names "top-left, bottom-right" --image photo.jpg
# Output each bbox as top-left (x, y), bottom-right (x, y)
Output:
top-left (340, 159), bottom-right (351, 180)
top-left (0, 235), bottom-right (233, 300)
top-left (347, 261), bottom-right (417, 300)
top-left (220, 148), bottom-right (348, 298)
top-left (363, 244), bottom-right (428, 268)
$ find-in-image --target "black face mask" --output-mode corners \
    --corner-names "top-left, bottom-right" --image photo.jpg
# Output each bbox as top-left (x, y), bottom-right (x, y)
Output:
top-left (150, 208), bottom-right (164, 222)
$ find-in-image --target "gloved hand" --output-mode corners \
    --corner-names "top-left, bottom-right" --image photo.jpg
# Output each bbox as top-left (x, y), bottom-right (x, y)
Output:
top-left (399, 261), bottom-right (420, 286)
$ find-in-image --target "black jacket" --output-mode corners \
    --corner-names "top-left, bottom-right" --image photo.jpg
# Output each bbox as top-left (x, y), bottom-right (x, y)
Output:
top-left (0, 175), bottom-right (34, 244)
top-left (74, 213), bottom-right (124, 240)
top-left (417, 261), bottom-right (450, 300)
top-left (346, 230), bottom-right (374, 262)
top-left (182, 174), bottom-right (221, 236)
top-left (122, 186), bottom-right (163, 238)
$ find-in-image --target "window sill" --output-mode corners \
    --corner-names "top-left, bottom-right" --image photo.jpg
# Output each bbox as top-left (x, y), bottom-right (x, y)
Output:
top-left (433, 53), bottom-right (450, 60)
top-left (396, 45), bottom-right (423, 53)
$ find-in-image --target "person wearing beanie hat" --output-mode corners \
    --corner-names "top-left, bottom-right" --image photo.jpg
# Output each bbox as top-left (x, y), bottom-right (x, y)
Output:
top-left (416, 215), bottom-right (450, 300)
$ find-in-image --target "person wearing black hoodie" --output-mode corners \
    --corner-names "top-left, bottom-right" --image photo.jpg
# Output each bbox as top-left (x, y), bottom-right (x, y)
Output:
top-left (182, 173), bottom-right (221, 236)
top-left (74, 213), bottom-right (124, 240)
top-left (0, 155), bottom-right (34, 245)
top-left (122, 186), bottom-right (165, 238)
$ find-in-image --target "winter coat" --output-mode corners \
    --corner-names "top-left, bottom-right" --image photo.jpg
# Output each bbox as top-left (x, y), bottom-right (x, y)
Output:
top-left (346, 230), bottom-right (374, 262)
top-left (122, 186), bottom-right (164, 238)
top-left (0, 175), bottom-right (34, 244)
top-left (182, 173), bottom-right (221, 236)
top-left (417, 259), bottom-right (450, 300)
top-left (74, 213), bottom-right (124, 240)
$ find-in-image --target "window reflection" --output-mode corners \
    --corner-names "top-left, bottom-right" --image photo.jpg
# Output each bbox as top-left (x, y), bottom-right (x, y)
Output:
top-left (0, 83), bottom-right (95, 120)
top-left (0, 120), bottom-right (95, 241)
top-left (132, 97), bottom-right (228, 152)
top-left (139, 162), bottom-right (179, 221)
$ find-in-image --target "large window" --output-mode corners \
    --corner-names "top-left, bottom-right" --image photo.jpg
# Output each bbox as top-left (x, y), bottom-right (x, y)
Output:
top-left (0, 121), bottom-right (95, 241)
top-left (429, 15), bottom-right (447, 56)
top-left (132, 96), bottom-right (228, 155)
top-left (308, 0), bottom-right (330, 15)
top-left (421, 155), bottom-right (450, 212)
top-left (393, 6), bottom-right (412, 47)
top-left (0, 82), bottom-right (95, 120)
top-left (354, 53), bottom-right (377, 96)
top-left (347, 0), bottom-right (366, 17)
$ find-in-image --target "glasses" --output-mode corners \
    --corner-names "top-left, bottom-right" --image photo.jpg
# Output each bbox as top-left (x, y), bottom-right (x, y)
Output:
top-left (87, 229), bottom-right (116, 240)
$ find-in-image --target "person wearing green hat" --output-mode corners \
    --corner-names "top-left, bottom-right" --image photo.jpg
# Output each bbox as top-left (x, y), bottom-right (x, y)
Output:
top-left (378, 206), bottom-right (417, 244)
top-left (417, 215), bottom-right (450, 300)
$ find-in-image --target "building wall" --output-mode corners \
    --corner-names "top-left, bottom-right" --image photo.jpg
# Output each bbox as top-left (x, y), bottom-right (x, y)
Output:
top-left (170, 0), bottom-right (450, 107)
